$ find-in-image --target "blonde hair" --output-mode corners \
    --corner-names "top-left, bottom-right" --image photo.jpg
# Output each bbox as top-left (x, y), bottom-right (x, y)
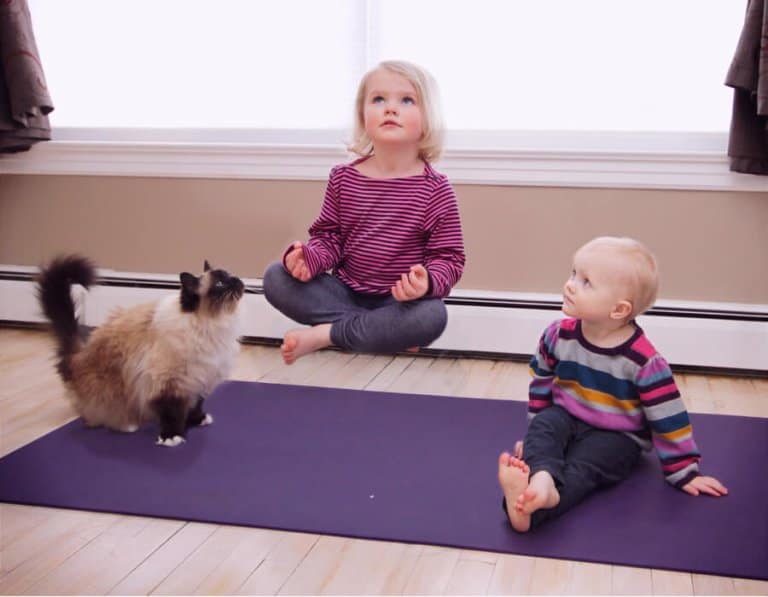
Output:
top-left (348, 60), bottom-right (445, 163)
top-left (576, 236), bottom-right (659, 318)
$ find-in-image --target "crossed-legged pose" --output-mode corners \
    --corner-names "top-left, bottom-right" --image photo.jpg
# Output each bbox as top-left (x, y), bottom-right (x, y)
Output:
top-left (264, 60), bottom-right (465, 364)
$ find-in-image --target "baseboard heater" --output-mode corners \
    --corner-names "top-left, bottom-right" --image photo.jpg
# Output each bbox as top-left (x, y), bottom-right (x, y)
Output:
top-left (1, 268), bottom-right (766, 377)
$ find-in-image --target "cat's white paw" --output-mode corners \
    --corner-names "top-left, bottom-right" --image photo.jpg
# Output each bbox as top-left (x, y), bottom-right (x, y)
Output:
top-left (200, 413), bottom-right (214, 426)
top-left (120, 424), bottom-right (139, 433)
top-left (156, 435), bottom-right (185, 447)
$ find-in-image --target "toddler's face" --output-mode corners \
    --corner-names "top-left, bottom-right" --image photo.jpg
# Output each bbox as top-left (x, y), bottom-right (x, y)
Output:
top-left (562, 247), bottom-right (631, 323)
top-left (362, 69), bottom-right (424, 149)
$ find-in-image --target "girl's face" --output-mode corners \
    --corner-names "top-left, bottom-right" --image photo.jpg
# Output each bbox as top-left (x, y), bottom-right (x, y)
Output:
top-left (362, 69), bottom-right (424, 150)
top-left (562, 247), bottom-right (632, 324)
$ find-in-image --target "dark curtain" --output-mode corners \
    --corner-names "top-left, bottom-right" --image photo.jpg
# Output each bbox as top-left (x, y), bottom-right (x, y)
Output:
top-left (0, 0), bottom-right (53, 154)
top-left (725, 0), bottom-right (768, 175)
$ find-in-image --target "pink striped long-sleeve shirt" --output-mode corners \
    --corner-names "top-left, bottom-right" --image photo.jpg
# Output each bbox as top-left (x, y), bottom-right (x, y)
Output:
top-left (295, 160), bottom-right (466, 298)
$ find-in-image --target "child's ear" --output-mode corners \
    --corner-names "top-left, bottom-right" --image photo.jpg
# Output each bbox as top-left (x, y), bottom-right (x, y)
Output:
top-left (610, 300), bottom-right (633, 321)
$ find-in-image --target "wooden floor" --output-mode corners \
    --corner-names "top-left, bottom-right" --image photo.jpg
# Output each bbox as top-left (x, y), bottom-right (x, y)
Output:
top-left (1, 327), bottom-right (766, 596)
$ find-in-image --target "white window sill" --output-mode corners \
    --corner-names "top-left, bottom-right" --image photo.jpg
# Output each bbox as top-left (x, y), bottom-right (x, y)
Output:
top-left (1, 128), bottom-right (766, 192)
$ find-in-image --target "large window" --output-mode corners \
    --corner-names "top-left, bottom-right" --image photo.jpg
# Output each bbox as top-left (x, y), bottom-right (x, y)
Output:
top-left (29, 0), bottom-right (743, 134)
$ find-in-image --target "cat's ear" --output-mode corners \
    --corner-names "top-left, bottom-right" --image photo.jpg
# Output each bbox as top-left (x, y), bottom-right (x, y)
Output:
top-left (180, 272), bottom-right (199, 293)
top-left (179, 273), bottom-right (201, 312)
top-left (204, 260), bottom-right (212, 272)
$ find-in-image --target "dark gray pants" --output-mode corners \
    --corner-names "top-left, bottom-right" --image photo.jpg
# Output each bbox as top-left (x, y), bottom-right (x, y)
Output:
top-left (503, 404), bottom-right (642, 529)
top-left (262, 262), bottom-right (448, 354)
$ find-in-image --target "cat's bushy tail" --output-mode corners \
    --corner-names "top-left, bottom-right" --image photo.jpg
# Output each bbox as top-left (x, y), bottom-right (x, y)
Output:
top-left (37, 255), bottom-right (96, 381)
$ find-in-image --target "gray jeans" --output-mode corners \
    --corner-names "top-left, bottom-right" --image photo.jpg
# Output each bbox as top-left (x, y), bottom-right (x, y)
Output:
top-left (262, 262), bottom-right (448, 354)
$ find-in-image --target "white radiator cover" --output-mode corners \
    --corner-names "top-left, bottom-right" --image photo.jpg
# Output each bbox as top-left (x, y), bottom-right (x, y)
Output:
top-left (1, 270), bottom-right (766, 373)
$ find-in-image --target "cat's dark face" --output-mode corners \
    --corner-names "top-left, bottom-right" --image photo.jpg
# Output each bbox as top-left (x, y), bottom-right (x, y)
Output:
top-left (179, 262), bottom-right (244, 314)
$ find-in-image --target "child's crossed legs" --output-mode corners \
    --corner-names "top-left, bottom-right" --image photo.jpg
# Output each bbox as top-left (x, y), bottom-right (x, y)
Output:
top-left (263, 262), bottom-right (447, 362)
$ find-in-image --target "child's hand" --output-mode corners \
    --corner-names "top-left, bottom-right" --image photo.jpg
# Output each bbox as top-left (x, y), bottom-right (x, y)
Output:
top-left (285, 241), bottom-right (312, 282)
top-left (682, 475), bottom-right (728, 497)
top-left (391, 264), bottom-right (429, 302)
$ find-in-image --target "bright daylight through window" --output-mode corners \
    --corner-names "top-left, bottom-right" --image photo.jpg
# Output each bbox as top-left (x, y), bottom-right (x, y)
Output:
top-left (29, 0), bottom-right (744, 136)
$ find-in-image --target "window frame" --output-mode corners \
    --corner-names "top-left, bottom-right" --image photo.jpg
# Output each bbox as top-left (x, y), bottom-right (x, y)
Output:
top-left (1, 126), bottom-right (765, 192)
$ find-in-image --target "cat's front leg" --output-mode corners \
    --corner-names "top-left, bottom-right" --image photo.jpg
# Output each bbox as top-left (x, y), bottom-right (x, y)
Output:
top-left (152, 394), bottom-right (189, 447)
top-left (186, 395), bottom-right (213, 427)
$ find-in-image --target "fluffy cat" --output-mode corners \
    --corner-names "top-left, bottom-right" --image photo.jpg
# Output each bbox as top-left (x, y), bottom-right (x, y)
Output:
top-left (37, 255), bottom-right (244, 446)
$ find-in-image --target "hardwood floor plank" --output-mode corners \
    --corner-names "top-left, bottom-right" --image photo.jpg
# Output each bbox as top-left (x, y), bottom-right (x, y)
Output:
top-left (465, 359), bottom-right (532, 403)
top-left (0, 510), bottom-right (117, 594)
top-left (230, 345), bottom-right (287, 382)
top-left (400, 545), bottom-right (460, 595)
top-left (610, 565), bottom-right (653, 595)
top-left (2, 507), bottom-right (93, 573)
top-left (305, 353), bottom-right (394, 390)
top-left (486, 553), bottom-right (535, 595)
top-left (368, 356), bottom-right (439, 395)
top-left (27, 515), bottom-right (182, 595)
top-left (527, 558), bottom-right (575, 595)
top-left (307, 538), bottom-right (417, 595)
top-left (235, 531), bottom-right (319, 595)
top-left (650, 569), bottom-right (694, 595)
top-left (0, 504), bottom-right (55, 550)
top-left (732, 577), bottom-right (768, 595)
top-left (257, 350), bottom-right (350, 387)
top-left (566, 561), bottom-right (613, 595)
top-left (692, 573), bottom-right (738, 595)
top-left (149, 525), bottom-right (260, 595)
top-left (193, 528), bottom-right (285, 595)
top-left (108, 522), bottom-right (218, 595)
top-left (363, 355), bottom-right (418, 391)
top-left (706, 376), bottom-right (768, 417)
top-left (443, 558), bottom-right (494, 595)
top-left (376, 543), bottom-right (423, 595)
top-left (275, 535), bottom-right (348, 595)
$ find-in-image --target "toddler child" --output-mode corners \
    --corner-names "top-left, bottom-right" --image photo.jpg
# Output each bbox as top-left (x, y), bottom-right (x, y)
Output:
top-left (498, 236), bottom-right (728, 532)
top-left (263, 60), bottom-right (465, 364)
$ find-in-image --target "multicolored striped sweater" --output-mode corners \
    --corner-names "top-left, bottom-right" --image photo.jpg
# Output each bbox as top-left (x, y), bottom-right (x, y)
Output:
top-left (295, 160), bottom-right (466, 298)
top-left (529, 318), bottom-right (701, 488)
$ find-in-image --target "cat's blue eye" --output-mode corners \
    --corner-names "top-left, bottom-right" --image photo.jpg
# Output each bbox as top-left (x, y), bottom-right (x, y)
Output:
top-left (215, 281), bottom-right (224, 288)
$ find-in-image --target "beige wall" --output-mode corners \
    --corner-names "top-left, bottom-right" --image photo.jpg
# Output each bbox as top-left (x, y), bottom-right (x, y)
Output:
top-left (1, 174), bottom-right (766, 304)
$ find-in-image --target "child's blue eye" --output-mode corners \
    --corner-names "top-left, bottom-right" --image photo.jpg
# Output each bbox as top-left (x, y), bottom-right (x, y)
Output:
top-left (402, 96), bottom-right (415, 105)
top-left (583, 279), bottom-right (591, 288)
top-left (372, 96), bottom-right (385, 104)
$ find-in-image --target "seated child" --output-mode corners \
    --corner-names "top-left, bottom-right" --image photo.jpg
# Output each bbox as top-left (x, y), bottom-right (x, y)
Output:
top-left (263, 60), bottom-right (465, 364)
top-left (498, 236), bottom-right (728, 532)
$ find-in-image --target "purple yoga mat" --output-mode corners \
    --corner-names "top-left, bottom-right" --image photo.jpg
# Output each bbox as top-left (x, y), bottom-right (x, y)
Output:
top-left (0, 381), bottom-right (765, 580)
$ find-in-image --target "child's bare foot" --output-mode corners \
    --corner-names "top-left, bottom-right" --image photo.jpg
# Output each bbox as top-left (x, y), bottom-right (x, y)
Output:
top-left (498, 452), bottom-right (534, 532)
top-left (514, 470), bottom-right (560, 518)
top-left (281, 324), bottom-right (332, 365)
